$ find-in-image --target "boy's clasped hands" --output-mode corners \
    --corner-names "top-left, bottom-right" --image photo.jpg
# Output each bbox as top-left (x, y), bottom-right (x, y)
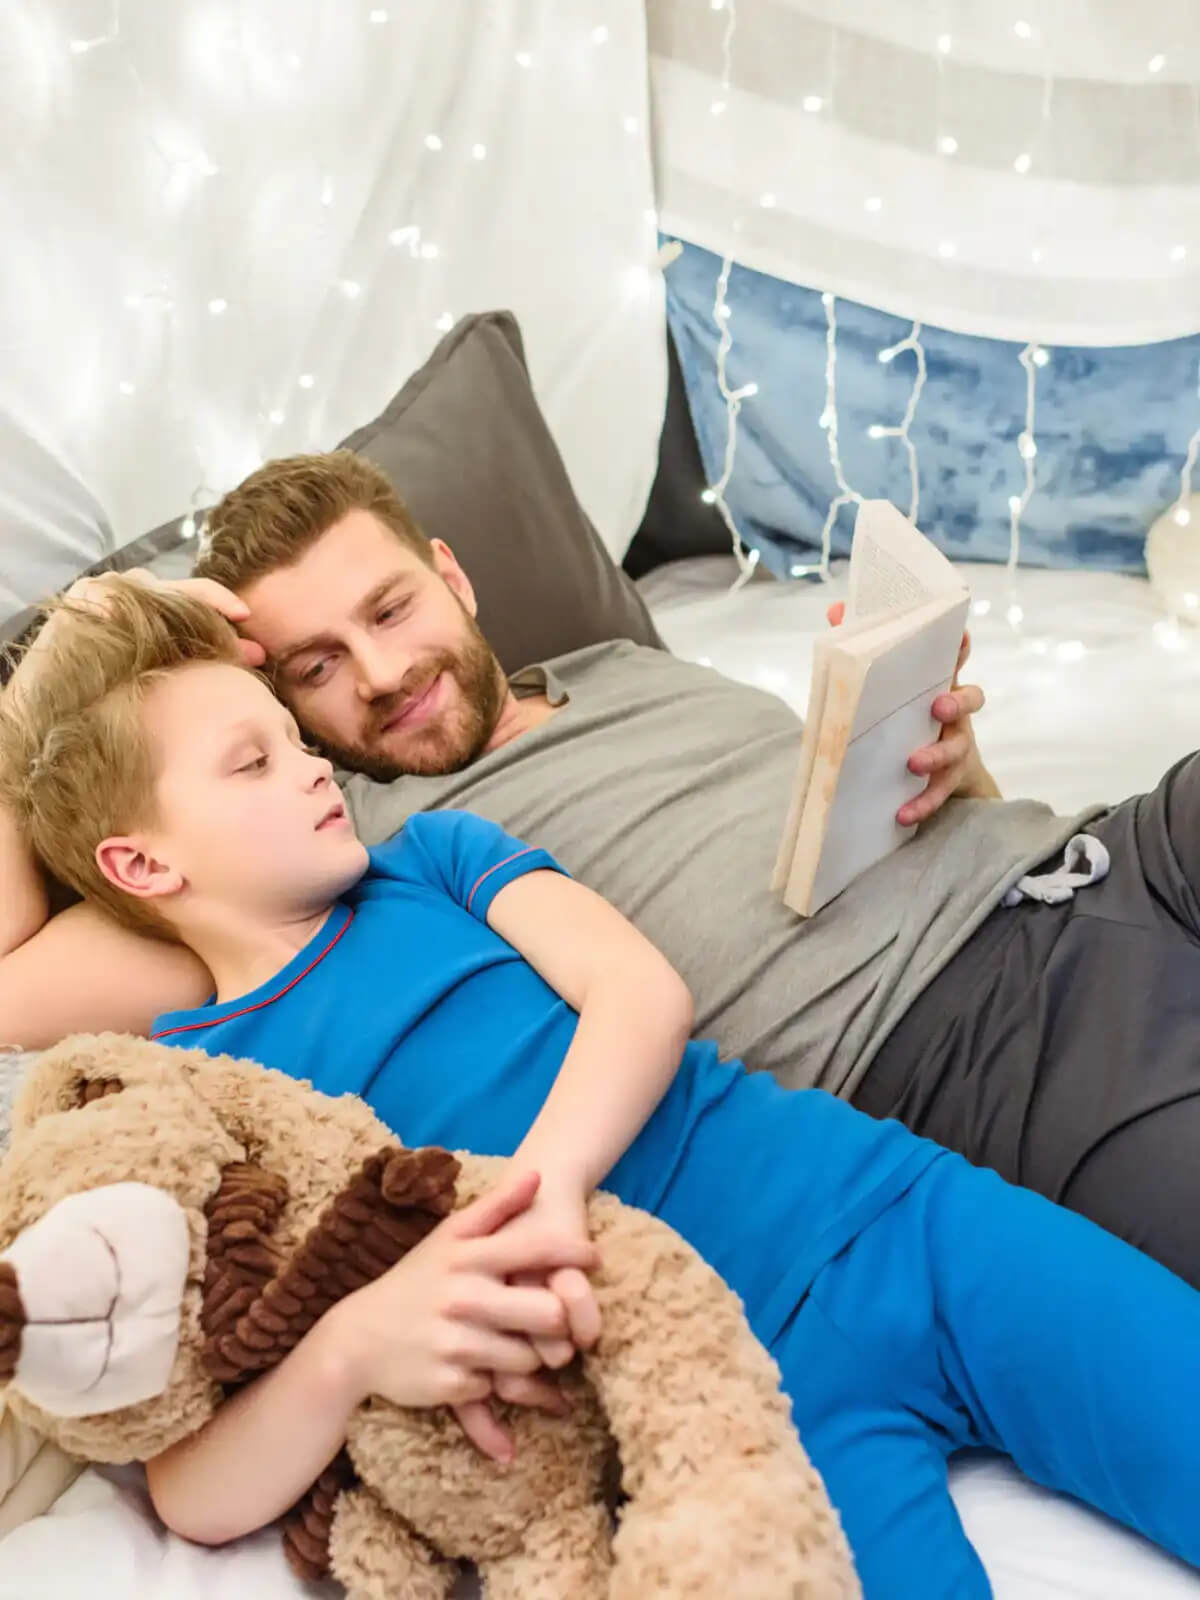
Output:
top-left (322, 1167), bottom-right (601, 1464)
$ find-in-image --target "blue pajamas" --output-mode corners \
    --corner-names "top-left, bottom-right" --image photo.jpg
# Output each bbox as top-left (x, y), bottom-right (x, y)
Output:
top-left (778, 1150), bottom-right (1200, 1598)
top-left (153, 810), bottom-right (1200, 1594)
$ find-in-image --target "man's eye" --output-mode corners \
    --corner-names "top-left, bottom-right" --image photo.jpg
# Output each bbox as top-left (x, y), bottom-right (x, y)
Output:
top-left (299, 659), bottom-right (331, 686)
top-left (236, 754), bottom-right (269, 774)
top-left (377, 601), bottom-right (408, 625)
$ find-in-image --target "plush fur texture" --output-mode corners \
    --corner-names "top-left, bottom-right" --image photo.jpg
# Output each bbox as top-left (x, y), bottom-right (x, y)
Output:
top-left (0, 1034), bottom-right (859, 1598)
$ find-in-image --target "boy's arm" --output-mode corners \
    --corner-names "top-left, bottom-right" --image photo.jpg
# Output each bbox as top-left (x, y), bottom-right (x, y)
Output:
top-left (0, 806), bottom-right (212, 1046)
top-left (147, 1171), bottom-right (598, 1544)
top-left (486, 871), bottom-right (695, 1197)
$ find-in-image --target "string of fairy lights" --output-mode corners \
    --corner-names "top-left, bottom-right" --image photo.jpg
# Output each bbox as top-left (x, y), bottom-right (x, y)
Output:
top-left (49, 1), bottom-right (1200, 644)
top-left (691, 4), bottom-right (1200, 651)
top-left (56, 3), bottom-right (663, 556)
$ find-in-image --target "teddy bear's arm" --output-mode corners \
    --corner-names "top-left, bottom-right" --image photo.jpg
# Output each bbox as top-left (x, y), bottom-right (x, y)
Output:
top-left (203, 1146), bottom-right (460, 1383)
top-left (329, 1483), bottom-right (459, 1600)
top-left (583, 1197), bottom-right (861, 1600)
top-left (283, 1448), bottom-right (359, 1579)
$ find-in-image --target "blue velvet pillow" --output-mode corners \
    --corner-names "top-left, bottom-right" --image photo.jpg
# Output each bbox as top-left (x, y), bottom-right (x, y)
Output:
top-left (666, 239), bottom-right (1200, 579)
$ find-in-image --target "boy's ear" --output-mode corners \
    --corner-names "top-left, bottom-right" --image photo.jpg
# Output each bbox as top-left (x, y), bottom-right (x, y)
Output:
top-left (94, 836), bottom-right (184, 901)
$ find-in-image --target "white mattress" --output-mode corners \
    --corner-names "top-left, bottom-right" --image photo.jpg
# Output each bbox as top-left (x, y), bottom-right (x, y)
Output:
top-left (4, 558), bottom-right (1200, 1599)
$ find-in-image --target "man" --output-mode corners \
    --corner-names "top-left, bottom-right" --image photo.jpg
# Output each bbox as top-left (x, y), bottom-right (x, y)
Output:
top-left (4, 452), bottom-right (1198, 1284)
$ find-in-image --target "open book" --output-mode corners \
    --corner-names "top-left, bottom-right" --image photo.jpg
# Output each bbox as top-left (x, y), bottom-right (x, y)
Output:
top-left (771, 500), bottom-right (970, 917)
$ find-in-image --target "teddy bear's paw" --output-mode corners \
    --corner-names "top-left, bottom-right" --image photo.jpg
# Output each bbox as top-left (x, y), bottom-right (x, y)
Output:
top-left (379, 1147), bottom-right (460, 1216)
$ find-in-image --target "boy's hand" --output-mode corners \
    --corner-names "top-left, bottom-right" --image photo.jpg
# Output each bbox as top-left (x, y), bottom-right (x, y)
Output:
top-left (825, 601), bottom-right (996, 823)
top-left (501, 1177), bottom-right (602, 1370)
top-left (330, 1169), bottom-right (597, 1463)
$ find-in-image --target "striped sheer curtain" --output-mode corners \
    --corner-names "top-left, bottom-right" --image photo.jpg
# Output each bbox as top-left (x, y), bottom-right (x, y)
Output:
top-left (648, 0), bottom-right (1200, 347)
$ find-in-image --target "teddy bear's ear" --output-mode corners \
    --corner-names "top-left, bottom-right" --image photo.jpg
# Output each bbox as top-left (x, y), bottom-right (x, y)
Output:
top-left (11, 1034), bottom-right (187, 1139)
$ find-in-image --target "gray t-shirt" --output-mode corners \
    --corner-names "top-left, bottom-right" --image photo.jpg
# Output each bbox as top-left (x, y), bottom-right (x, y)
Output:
top-left (342, 642), bottom-right (1098, 1098)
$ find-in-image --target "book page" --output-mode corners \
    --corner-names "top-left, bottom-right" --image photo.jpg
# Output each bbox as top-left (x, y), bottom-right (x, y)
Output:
top-left (770, 639), bottom-right (831, 892)
top-left (845, 500), bottom-right (964, 623)
top-left (784, 593), bottom-right (970, 915)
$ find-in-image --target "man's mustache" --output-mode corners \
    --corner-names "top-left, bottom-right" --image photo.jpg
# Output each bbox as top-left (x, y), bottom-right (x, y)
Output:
top-left (365, 657), bottom-right (452, 738)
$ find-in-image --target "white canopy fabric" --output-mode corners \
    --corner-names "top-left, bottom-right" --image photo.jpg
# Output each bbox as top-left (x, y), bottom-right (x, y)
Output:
top-left (649, 0), bottom-right (1200, 346)
top-left (0, 0), bottom-right (666, 626)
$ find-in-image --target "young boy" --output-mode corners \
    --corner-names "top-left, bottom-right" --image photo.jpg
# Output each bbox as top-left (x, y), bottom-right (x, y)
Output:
top-left (5, 580), bottom-right (1200, 1600)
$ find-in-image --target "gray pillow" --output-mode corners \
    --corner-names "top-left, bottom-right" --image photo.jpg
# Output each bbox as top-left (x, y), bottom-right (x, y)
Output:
top-left (3, 311), bottom-right (664, 682)
top-left (338, 310), bottom-right (664, 674)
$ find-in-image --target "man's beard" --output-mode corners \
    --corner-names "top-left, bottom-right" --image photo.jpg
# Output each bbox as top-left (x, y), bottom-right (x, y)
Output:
top-left (309, 617), bottom-right (506, 781)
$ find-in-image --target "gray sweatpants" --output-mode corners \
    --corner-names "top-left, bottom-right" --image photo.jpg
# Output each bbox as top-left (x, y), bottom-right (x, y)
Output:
top-left (855, 751), bottom-right (1200, 1288)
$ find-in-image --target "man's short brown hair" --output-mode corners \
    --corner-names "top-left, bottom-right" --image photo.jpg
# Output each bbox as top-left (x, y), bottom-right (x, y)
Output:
top-left (0, 580), bottom-right (242, 938)
top-left (193, 450), bottom-right (431, 593)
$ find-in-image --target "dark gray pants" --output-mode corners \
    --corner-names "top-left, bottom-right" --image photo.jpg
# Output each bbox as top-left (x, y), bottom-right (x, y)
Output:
top-left (855, 752), bottom-right (1200, 1288)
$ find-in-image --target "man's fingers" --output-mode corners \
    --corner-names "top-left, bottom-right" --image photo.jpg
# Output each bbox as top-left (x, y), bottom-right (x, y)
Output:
top-left (453, 1398), bottom-right (513, 1463)
top-left (236, 638), bottom-right (268, 668)
top-left (955, 629), bottom-right (972, 674)
top-left (550, 1267), bottom-right (602, 1350)
top-left (179, 577), bottom-right (251, 622)
top-left (451, 1171), bottom-right (541, 1241)
top-left (908, 734), bottom-right (968, 777)
top-left (932, 683), bottom-right (984, 723)
top-left (493, 1371), bottom-right (571, 1416)
top-left (898, 776), bottom-right (956, 826)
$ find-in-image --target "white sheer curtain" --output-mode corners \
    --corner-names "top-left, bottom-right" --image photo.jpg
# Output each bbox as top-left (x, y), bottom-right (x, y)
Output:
top-left (0, 0), bottom-right (666, 623)
top-left (649, 0), bottom-right (1200, 345)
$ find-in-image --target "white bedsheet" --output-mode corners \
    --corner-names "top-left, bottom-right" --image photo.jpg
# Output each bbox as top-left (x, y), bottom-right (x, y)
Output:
top-left (4, 558), bottom-right (1200, 1598)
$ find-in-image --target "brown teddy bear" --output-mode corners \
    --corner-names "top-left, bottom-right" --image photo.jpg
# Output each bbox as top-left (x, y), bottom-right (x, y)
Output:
top-left (0, 1033), bottom-right (858, 1599)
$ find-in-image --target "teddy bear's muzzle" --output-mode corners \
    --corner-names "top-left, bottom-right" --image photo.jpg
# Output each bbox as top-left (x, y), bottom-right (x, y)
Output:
top-left (0, 1183), bottom-right (190, 1418)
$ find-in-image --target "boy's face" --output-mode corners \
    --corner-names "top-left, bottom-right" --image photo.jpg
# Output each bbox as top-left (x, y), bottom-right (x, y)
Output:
top-left (108, 662), bottom-right (368, 926)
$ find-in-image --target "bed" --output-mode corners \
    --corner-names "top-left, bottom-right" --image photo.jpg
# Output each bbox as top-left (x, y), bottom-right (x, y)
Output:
top-left (4, 556), bottom-right (1200, 1599)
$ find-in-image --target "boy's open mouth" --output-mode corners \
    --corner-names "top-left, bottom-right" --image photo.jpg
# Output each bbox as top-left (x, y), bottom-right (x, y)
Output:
top-left (316, 802), bottom-right (347, 831)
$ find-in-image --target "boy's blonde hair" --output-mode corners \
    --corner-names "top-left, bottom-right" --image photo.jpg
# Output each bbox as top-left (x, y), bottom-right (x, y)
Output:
top-left (0, 579), bottom-right (242, 938)
top-left (193, 449), bottom-right (431, 593)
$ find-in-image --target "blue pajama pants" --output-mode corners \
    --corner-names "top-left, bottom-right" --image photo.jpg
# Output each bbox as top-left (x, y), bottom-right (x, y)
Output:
top-left (774, 1149), bottom-right (1200, 1598)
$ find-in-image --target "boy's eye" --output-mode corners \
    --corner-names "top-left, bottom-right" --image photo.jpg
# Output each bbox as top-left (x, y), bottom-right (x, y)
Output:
top-left (236, 754), bottom-right (269, 774)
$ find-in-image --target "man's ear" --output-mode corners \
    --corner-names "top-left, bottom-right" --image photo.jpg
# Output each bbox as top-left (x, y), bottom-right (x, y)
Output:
top-left (430, 538), bottom-right (478, 619)
top-left (94, 836), bottom-right (184, 902)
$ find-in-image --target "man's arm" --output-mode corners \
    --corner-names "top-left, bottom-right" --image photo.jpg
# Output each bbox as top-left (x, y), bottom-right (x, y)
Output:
top-left (0, 804), bottom-right (212, 1047)
top-left (0, 567), bottom-right (257, 1048)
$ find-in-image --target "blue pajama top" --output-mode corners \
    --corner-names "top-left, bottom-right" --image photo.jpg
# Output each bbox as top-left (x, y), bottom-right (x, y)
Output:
top-left (153, 811), bottom-right (938, 1350)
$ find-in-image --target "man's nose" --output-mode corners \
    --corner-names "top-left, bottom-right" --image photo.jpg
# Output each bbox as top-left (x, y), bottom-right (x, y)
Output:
top-left (352, 636), bottom-right (409, 702)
